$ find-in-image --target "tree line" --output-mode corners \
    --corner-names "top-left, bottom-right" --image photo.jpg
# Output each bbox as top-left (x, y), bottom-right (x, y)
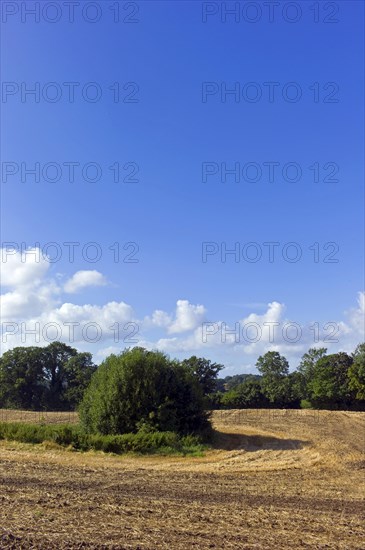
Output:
top-left (0, 342), bottom-right (364, 417)
top-left (209, 345), bottom-right (365, 411)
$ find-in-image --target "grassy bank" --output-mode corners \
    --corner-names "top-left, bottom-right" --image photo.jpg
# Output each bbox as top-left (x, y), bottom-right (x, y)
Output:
top-left (0, 421), bottom-right (208, 456)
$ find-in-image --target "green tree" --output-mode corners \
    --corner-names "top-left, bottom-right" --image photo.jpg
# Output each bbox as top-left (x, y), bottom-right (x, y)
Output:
top-left (221, 376), bottom-right (268, 409)
top-left (0, 342), bottom-right (96, 411)
top-left (42, 341), bottom-right (78, 409)
top-left (255, 351), bottom-right (290, 407)
top-left (62, 352), bottom-right (97, 409)
top-left (348, 343), bottom-right (365, 402)
top-left (79, 347), bottom-right (209, 435)
top-left (214, 378), bottom-right (226, 392)
top-left (307, 352), bottom-right (354, 409)
top-left (284, 371), bottom-right (304, 408)
top-left (206, 391), bottom-right (224, 409)
top-left (0, 346), bottom-right (47, 409)
top-left (181, 356), bottom-right (224, 395)
top-left (297, 347), bottom-right (327, 396)
top-left (223, 373), bottom-right (261, 391)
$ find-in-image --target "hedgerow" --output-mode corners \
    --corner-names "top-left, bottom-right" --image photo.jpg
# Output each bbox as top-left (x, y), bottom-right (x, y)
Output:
top-left (0, 422), bottom-right (207, 456)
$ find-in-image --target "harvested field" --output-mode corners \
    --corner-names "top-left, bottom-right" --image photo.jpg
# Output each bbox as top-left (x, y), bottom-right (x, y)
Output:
top-left (0, 409), bottom-right (364, 549)
top-left (0, 409), bottom-right (78, 425)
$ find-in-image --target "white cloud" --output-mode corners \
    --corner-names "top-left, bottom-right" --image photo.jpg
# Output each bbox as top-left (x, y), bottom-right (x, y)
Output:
top-left (119, 295), bottom-right (365, 362)
top-left (64, 270), bottom-right (107, 293)
top-left (0, 247), bottom-right (363, 370)
top-left (151, 309), bottom-right (172, 328)
top-left (0, 283), bottom-right (59, 320)
top-left (152, 296), bottom-right (361, 362)
top-left (1, 247), bottom-right (49, 289)
top-left (144, 300), bottom-right (206, 334)
top-left (1, 300), bottom-right (135, 352)
top-left (41, 300), bottom-right (132, 325)
top-left (168, 299), bottom-right (206, 334)
top-left (156, 336), bottom-right (191, 353)
top-left (0, 248), bottom-right (60, 321)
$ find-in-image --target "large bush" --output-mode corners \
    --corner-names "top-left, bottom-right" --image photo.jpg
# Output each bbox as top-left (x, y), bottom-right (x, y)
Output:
top-left (79, 347), bottom-right (209, 435)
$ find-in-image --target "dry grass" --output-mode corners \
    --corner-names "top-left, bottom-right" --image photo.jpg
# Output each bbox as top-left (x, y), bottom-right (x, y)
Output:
top-left (0, 409), bottom-right (78, 425)
top-left (0, 409), bottom-right (364, 549)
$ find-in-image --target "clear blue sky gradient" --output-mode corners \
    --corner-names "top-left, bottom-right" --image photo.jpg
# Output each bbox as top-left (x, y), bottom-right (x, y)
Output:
top-left (1, 1), bottom-right (364, 370)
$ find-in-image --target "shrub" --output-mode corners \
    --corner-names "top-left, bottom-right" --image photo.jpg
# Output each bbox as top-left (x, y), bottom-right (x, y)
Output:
top-left (79, 347), bottom-right (209, 436)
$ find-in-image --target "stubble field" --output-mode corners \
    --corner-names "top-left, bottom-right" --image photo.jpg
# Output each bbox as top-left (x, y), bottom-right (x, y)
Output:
top-left (0, 409), bottom-right (364, 549)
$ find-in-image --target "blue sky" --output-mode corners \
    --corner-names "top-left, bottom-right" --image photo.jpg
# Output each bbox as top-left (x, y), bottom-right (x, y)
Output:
top-left (1, 1), bottom-right (364, 374)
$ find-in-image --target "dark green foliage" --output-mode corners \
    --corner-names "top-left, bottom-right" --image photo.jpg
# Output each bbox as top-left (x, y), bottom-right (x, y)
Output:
top-left (256, 351), bottom-right (290, 407)
top-left (297, 347), bottom-right (327, 386)
top-left (348, 344), bottom-right (365, 402)
top-left (214, 378), bottom-right (226, 392)
top-left (181, 356), bottom-right (224, 395)
top-left (42, 341), bottom-right (78, 409)
top-left (256, 351), bottom-right (289, 377)
top-left (62, 352), bottom-right (97, 409)
top-left (285, 371), bottom-right (304, 408)
top-left (222, 373), bottom-right (261, 392)
top-left (0, 422), bottom-right (207, 456)
top-left (79, 347), bottom-right (209, 436)
top-left (0, 343), bottom-right (96, 411)
top-left (0, 346), bottom-right (47, 410)
top-left (2, 342), bottom-right (365, 416)
top-left (221, 376), bottom-right (269, 409)
top-left (209, 344), bottom-right (365, 411)
top-left (205, 391), bottom-right (224, 409)
top-left (306, 352), bottom-right (354, 409)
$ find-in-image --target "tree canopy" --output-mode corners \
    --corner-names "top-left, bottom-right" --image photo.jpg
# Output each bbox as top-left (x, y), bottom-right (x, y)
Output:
top-left (0, 342), bottom-right (96, 410)
top-left (181, 356), bottom-right (224, 395)
top-left (306, 352), bottom-right (354, 409)
top-left (348, 344), bottom-right (365, 400)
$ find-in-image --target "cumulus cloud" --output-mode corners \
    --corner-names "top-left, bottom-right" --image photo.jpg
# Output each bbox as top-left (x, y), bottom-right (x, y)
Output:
top-left (0, 248), bottom-right (60, 320)
top-left (39, 300), bottom-right (133, 326)
top-left (145, 300), bottom-right (206, 334)
top-left (98, 295), bottom-right (365, 361)
top-left (1, 300), bottom-right (136, 352)
top-left (151, 309), bottom-right (172, 328)
top-left (64, 270), bottom-right (107, 293)
top-left (168, 300), bottom-right (206, 334)
top-left (0, 246), bottom-right (363, 370)
top-left (0, 281), bottom-right (59, 320)
top-left (1, 247), bottom-right (49, 289)
top-left (152, 296), bottom-right (362, 362)
top-left (150, 301), bottom-right (285, 355)
top-left (0, 248), bottom-right (127, 351)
